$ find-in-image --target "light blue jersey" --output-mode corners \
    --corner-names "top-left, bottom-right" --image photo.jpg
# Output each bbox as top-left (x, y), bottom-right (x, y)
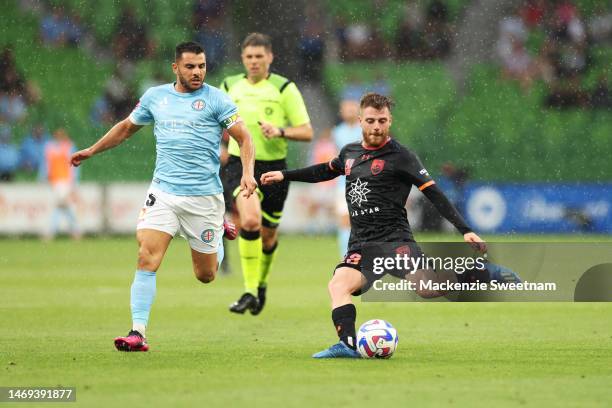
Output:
top-left (130, 83), bottom-right (239, 196)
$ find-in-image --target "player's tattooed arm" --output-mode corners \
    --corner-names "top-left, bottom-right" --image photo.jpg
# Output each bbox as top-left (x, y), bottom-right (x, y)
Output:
top-left (227, 120), bottom-right (257, 198)
top-left (71, 118), bottom-right (142, 166)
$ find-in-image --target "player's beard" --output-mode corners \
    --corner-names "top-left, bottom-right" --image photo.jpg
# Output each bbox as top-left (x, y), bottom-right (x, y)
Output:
top-left (363, 131), bottom-right (388, 148)
top-left (177, 71), bottom-right (203, 92)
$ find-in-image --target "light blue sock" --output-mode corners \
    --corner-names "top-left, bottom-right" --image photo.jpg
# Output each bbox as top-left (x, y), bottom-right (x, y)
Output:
top-left (338, 228), bottom-right (350, 258)
top-left (130, 270), bottom-right (156, 330)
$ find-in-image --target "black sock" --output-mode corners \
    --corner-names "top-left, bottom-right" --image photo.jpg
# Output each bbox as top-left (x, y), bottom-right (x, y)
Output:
top-left (332, 304), bottom-right (357, 350)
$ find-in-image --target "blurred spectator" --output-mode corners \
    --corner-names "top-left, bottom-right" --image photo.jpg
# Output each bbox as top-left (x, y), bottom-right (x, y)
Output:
top-left (0, 47), bottom-right (26, 96)
top-left (331, 99), bottom-right (362, 257)
top-left (340, 75), bottom-right (367, 101)
top-left (0, 46), bottom-right (41, 108)
top-left (545, 77), bottom-right (589, 109)
top-left (497, 7), bottom-right (529, 64)
top-left (299, 3), bottom-right (326, 81)
top-left (193, 0), bottom-right (226, 73)
top-left (299, 129), bottom-right (338, 233)
top-left (520, 0), bottom-right (548, 28)
top-left (420, 0), bottom-right (452, 59)
top-left (589, 75), bottom-right (611, 110)
top-left (332, 99), bottom-right (362, 149)
top-left (39, 6), bottom-right (70, 47)
top-left (343, 23), bottom-right (388, 60)
top-left (112, 7), bottom-right (154, 62)
top-left (396, 3), bottom-right (425, 60)
top-left (40, 128), bottom-right (80, 240)
top-left (588, 4), bottom-right (612, 44)
top-left (0, 125), bottom-right (19, 181)
top-left (0, 89), bottom-right (27, 123)
top-left (90, 92), bottom-right (115, 127)
top-left (104, 65), bottom-right (136, 122)
top-left (19, 124), bottom-right (50, 173)
top-left (499, 36), bottom-right (540, 91)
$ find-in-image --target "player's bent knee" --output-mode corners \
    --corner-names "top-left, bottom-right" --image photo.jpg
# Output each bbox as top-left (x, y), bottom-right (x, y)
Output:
top-left (138, 247), bottom-right (162, 271)
top-left (241, 216), bottom-right (261, 232)
top-left (328, 279), bottom-right (351, 297)
top-left (194, 264), bottom-right (217, 284)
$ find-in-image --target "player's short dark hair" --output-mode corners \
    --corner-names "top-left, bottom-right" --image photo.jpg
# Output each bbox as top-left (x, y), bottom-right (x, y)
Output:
top-left (175, 41), bottom-right (205, 60)
top-left (360, 93), bottom-right (394, 112)
top-left (242, 33), bottom-right (273, 52)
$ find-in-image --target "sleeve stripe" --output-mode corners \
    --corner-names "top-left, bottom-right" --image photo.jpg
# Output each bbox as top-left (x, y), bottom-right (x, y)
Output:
top-left (418, 180), bottom-right (436, 191)
top-left (279, 80), bottom-right (291, 93)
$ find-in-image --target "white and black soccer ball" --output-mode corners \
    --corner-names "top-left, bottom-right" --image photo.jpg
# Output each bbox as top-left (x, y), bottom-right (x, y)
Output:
top-left (356, 319), bottom-right (398, 359)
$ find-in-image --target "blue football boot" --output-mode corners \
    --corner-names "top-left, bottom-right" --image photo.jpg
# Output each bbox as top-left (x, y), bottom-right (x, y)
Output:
top-left (487, 262), bottom-right (522, 283)
top-left (312, 341), bottom-right (361, 359)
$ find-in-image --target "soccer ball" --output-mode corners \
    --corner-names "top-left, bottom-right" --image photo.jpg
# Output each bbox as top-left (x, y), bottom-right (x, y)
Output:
top-left (356, 319), bottom-right (398, 359)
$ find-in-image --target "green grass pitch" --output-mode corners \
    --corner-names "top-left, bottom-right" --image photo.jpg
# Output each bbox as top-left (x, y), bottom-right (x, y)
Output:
top-left (1, 235), bottom-right (611, 407)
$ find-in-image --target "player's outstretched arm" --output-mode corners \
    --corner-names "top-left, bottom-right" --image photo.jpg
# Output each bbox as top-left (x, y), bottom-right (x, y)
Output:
top-left (71, 118), bottom-right (142, 167)
top-left (227, 121), bottom-right (257, 198)
top-left (421, 184), bottom-right (486, 252)
top-left (261, 162), bottom-right (341, 185)
top-left (260, 171), bottom-right (284, 185)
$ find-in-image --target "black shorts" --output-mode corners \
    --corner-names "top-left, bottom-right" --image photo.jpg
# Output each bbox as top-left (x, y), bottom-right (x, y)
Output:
top-left (335, 242), bottom-right (424, 296)
top-left (222, 155), bottom-right (289, 228)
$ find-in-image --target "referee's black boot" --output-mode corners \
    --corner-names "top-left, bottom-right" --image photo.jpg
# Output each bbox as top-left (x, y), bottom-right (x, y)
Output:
top-left (229, 292), bottom-right (259, 314)
top-left (250, 286), bottom-right (267, 316)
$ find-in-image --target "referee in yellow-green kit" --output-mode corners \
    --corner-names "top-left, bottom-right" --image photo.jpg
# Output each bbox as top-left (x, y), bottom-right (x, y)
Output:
top-left (221, 32), bottom-right (312, 315)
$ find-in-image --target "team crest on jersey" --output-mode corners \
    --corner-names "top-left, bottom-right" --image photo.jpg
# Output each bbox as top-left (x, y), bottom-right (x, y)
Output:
top-left (345, 159), bottom-right (355, 176)
top-left (371, 159), bottom-right (385, 175)
top-left (201, 228), bottom-right (215, 243)
top-left (192, 99), bottom-right (206, 111)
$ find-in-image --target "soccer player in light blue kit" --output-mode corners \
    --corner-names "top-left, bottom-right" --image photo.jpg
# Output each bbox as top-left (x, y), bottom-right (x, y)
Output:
top-left (71, 42), bottom-right (256, 352)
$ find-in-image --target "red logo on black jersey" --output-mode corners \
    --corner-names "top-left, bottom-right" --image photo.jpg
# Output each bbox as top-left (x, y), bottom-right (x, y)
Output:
top-left (395, 245), bottom-right (411, 256)
top-left (371, 159), bottom-right (385, 175)
top-left (345, 159), bottom-right (355, 176)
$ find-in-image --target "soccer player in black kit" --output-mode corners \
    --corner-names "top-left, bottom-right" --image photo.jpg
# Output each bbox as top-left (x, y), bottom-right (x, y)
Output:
top-left (261, 93), bottom-right (486, 358)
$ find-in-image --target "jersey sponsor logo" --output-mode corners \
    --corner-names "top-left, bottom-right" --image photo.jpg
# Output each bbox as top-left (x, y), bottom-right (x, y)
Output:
top-left (192, 99), bottom-right (206, 111)
top-left (221, 114), bottom-right (239, 129)
top-left (201, 228), bottom-right (215, 243)
top-left (350, 206), bottom-right (380, 217)
top-left (348, 178), bottom-right (370, 207)
top-left (371, 159), bottom-right (385, 175)
top-left (345, 159), bottom-right (355, 176)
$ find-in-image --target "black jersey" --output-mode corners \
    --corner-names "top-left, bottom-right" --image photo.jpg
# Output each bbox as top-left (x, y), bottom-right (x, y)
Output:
top-left (282, 137), bottom-right (471, 251)
top-left (329, 138), bottom-right (434, 250)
